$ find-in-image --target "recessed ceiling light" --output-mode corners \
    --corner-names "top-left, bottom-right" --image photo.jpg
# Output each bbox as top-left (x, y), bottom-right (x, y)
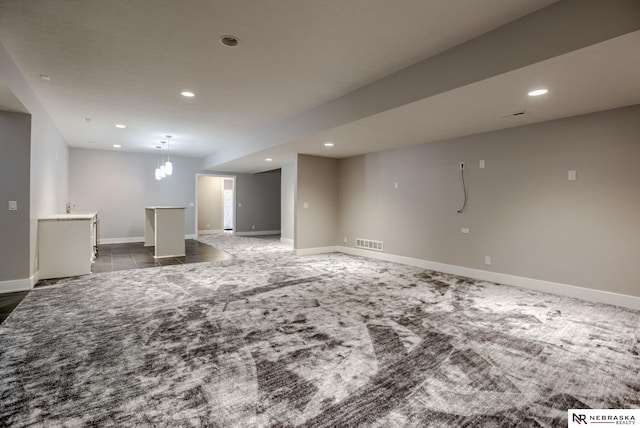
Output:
top-left (113, 144), bottom-right (122, 148)
top-left (40, 74), bottom-right (50, 81)
top-left (181, 91), bottom-right (195, 97)
top-left (324, 142), bottom-right (334, 147)
top-left (528, 89), bottom-right (548, 97)
top-left (115, 124), bottom-right (126, 128)
top-left (265, 158), bottom-right (273, 162)
top-left (220, 35), bottom-right (239, 47)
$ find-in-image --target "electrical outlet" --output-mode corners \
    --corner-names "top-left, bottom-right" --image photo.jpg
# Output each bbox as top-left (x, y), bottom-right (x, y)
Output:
top-left (461, 228), bottom-right (470, 234)
top-left (252, 225), bottom-right (255, 230)
top-left (485, 256), bottom-right (492, 266)
top-left (344, 236), bottom-right (347, 243)
top-left (479, 160), bottom-right (485, 169)
top-left (460, 162), bottom-right (465, 170)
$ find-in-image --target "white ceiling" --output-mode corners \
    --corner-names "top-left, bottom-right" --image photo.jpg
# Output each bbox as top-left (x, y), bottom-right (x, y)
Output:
top-left (0, 0), bottom-right (638, 173)
top-left (220, 31), bottom-right (640, 172)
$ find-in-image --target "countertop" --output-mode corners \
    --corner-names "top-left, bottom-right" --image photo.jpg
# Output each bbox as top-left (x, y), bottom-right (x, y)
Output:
top-left (39, 213), bottom-right (97, 221)
top-left (145, 206), bottom-right (187, 209)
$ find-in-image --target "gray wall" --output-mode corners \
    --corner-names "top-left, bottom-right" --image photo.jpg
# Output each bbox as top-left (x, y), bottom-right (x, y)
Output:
top-left (197, 176), bottom-right (224, 231)
top-left (338, 105), bottom-right (640, 297)
top-left (1, 40), bottom-right (69, 281)
top-left (280, 163), bottom-right (296, 241)
top-left (296, 155), bottom-right (338, 249)
top-left (0, 111), bottom-right (30, 281)
top-left (69, 148), bottom-right (282, 239)
top-left (236, 170), bottom-right (281, 233)
top-left (70, 148), bottom-right (202, 239)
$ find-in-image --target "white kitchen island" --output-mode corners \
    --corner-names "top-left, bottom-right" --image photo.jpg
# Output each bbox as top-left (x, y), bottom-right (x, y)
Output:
top-left (38, 213), bottom-right (98, 279)
top-left (144, 206), bottom-right (186, 258)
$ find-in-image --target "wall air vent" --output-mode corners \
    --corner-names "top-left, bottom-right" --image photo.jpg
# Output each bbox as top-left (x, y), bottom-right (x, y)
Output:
top-left (355, 238), bottom-right (384, 252)
top-left (498, 110), bottom-right (526, 118)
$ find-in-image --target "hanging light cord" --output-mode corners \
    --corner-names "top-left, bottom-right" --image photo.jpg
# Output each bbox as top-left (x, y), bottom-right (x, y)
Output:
top-left (457, 166), bottom-right (467, 213)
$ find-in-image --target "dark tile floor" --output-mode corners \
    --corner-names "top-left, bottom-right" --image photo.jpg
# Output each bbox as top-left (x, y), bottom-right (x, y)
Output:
top-left (0, 239), bottom-right (232, 325)
top-left (91, 239), bottom-right (233, 273)
top-left (0, 291), bottom-right (29, 325)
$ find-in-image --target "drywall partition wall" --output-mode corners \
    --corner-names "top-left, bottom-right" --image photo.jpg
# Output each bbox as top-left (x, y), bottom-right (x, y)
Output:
top-left (69, 148), bottom-right (202, 240)
top-left (338, 105), bottom-right (640, 298)
top-left (235, 170), bottom-right (281, 234)
top-left (0, 110), bottom-right (30, 284)
top-left (30, 109), bottom-right (69, 277)
top-left (280, 162), bottom-right (296, 244)
top-left (197, 176), bottom-right (224, 232)
top-left (296, 155), bottom-right (338, 251)
top-left (1, 40), bottom-right (69, 280)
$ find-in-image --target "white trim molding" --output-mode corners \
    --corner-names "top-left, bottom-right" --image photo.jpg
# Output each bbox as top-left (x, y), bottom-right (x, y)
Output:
top-left (235, 230), bottom-right (281, 236)
top-left (99, 236), bottom-right (145, 244)
top-left (280, 238), bottom-right (294, 247)
top-left (198, 229), bottom-right (223, 235)
top-left (295, 246), bottom-right (340, 256)
top-left (0, 272), bottom-right (39, 294)
top-left (296, 245), bottom-right (640, 311)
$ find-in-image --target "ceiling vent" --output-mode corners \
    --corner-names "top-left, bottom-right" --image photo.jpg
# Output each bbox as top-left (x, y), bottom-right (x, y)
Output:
top-left (498, 110), bottom-right (526, 118)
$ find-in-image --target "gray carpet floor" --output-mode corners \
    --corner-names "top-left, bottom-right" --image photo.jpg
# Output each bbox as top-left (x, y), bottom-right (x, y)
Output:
top-left (1, 234), bottom-right (638, 427)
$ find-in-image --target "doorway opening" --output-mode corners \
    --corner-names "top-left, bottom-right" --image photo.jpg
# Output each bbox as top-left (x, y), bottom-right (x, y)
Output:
top-left (196, 174), bottom-right (236, 236)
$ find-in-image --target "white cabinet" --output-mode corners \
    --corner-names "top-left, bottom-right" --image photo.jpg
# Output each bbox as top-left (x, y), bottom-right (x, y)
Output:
top-left (144, 207), bottom-right (186, 258)
top-left (38, 213), bottom-right (98, 279)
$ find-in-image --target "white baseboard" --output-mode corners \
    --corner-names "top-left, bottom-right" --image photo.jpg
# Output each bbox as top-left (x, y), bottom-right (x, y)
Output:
top-left (297, 245), bottom-right (640, 311)
top-left (280, 238), bottom-right (294, 247)
top-left (296, 246), bottom-right (340, 256)
top-left (198, 229), bottom-right (223, 235)
top-left (100, 234), bottom-right (197, 244)
top-left (100, 236), bottom-right (145, 244)
top-left (0, 272), bottom-right (39, 294)
top-left (235, 230), bottom-right (281, 236)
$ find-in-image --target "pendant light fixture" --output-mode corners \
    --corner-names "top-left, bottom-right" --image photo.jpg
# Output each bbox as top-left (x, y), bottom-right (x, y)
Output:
top-left (164, 135), bottom-right (173, 176)
top-left (155, 144), bottom-right (162, 180)
top-left (154, 136), bottom-right (175, 180)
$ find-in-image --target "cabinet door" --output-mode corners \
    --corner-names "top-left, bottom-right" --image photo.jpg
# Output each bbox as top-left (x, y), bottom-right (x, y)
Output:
top-left (39, 219), bottom-right (93, 279)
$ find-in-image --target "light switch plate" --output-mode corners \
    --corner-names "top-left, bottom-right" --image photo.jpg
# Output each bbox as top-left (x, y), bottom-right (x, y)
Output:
top-left (303, 202), bottom-right (309, 209)
top-left (568, 170), bottom-right (577, 181)
top-left (461, 228), bottom-right (470, 234)
top-left (8, 201), bottom-right (17, 211)
top-left (479, 160), bottom-right (485, 169)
